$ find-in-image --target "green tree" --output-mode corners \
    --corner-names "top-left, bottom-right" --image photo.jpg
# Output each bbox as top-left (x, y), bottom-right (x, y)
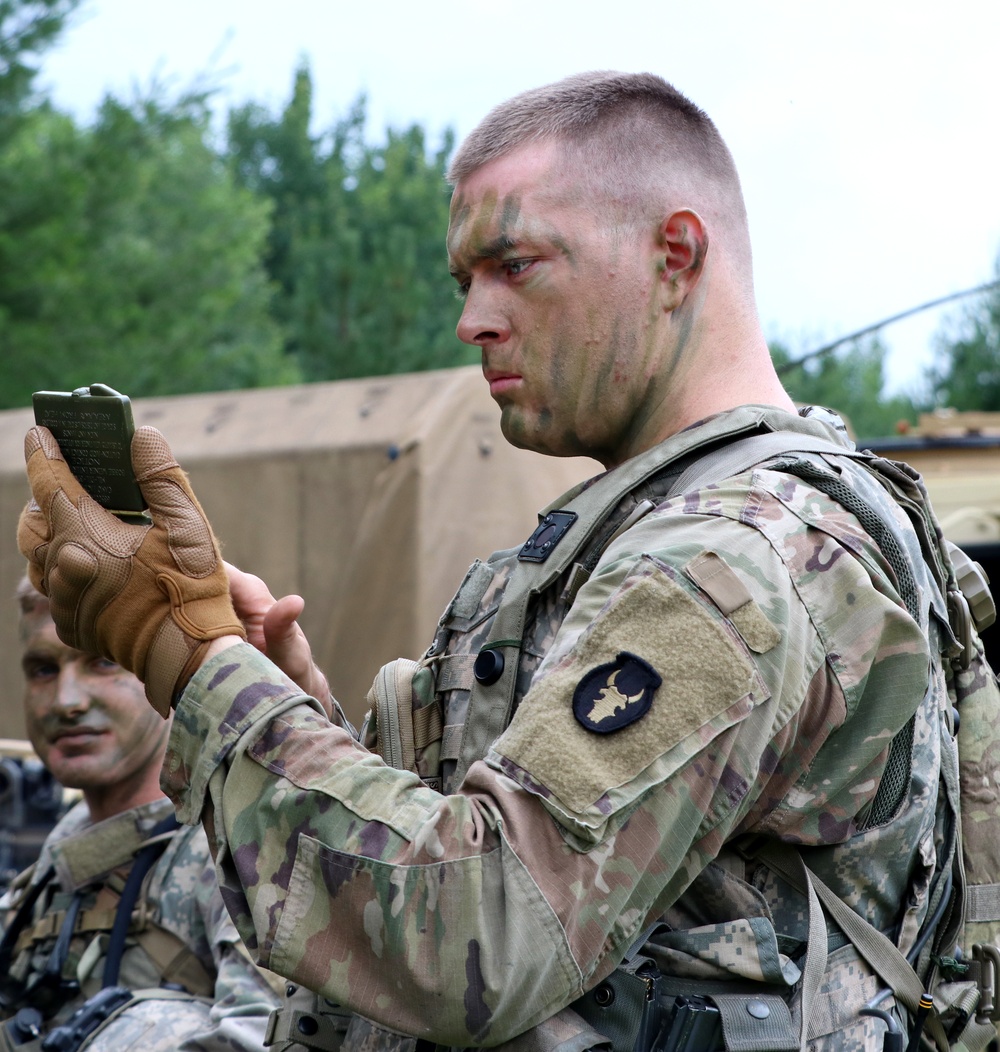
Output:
top-left (771, 335), bottom-right (919, 441)
top-left (927, 263), bottom-right (1000, 410)
top-left (227, 63), bottom-right (473, 382)
top-left (0, 0), bottom-right (78, 121)
top-left (0, 93), bottom-right (297, 408)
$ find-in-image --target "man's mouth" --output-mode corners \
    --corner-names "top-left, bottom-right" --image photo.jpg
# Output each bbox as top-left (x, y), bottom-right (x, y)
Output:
top-left (51, 724), bottom-right (105, 744)
top-left (484, 368), bottom-right (522, 398)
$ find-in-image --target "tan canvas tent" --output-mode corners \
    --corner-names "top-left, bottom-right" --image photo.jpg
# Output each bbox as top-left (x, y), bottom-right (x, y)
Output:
top-left (7, 382), bottom-right (1000, 739)
top-left (0, 366), bottom-right (598, 736)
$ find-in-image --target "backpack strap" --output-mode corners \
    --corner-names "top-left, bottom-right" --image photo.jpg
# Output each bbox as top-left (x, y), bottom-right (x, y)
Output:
top-left (755, 841), bottom-right (951, 1052)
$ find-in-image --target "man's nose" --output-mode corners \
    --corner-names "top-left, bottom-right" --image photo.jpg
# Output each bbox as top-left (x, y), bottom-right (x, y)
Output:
top-left (455, 285), bottom-right (511, 346)
top-left (55, 665), bottom-right (91, 714)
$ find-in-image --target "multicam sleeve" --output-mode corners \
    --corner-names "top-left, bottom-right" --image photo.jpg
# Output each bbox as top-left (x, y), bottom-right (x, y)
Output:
top-left (162, 481), bottom-right (925, 1047)
top-left (165, 634), bottom-right (769, 1041)
top-left (164, 622), bottom-right (763, 1048)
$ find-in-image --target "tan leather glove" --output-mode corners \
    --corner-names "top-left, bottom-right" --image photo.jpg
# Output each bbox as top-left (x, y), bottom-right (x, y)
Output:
top-left (18, 425), bottom-right (246, 716)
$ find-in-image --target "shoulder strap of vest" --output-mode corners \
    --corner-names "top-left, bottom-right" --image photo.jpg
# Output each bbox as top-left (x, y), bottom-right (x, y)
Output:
top-left (101, 813), bottom-right (179, 988)
top-left (454, 428), bottom-right (857, 783)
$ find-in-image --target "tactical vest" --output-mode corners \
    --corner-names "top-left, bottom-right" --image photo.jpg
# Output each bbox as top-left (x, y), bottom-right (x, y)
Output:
top-left (0, 809), bottom-right (215, 1050)
top-left (274, 407), bottom-right (1000, 1051)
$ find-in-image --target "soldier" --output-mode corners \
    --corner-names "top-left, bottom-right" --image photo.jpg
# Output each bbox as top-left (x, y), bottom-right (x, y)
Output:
top-left (0, 579), bottom-right (279, 1051)
top-left (17, 72), bottom-right (997, 1049)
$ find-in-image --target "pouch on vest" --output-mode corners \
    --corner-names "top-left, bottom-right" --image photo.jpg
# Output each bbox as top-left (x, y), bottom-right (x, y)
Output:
top-left (571, 932), bottom-right (664, 1052)
top-left (263, 984), bottom-right (352, 1052)
top-left (362, 659), bottom-right (442, 790)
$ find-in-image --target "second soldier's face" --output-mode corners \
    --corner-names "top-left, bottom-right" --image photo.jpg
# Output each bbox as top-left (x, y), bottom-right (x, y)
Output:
top-left (21, 607), bottom-right (169, 793)
top-left (447, 140), bottom-right (667, 469)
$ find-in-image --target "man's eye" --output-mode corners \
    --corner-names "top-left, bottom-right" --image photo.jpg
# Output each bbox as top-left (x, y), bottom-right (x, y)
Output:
top-left (504, 259), bottom-right (532, 277)
top-left (454, 280), bottom-right (471, 301)
top-left (24, 660), bottom-right (58, 681)
top-left (89, 657), bottom-right (121, 674)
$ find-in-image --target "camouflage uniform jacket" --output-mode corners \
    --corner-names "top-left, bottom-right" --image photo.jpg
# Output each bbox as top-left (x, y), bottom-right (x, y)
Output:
top-left (163, 404), bottom-right (960, 1049)
top-left (0, 795), bottom-right (279, 1050)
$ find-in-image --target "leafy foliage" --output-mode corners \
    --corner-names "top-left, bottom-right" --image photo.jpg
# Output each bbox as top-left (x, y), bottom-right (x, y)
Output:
top-left (5, 6), bottom-right (995, 426)
top-left (227, 63), bottom-right (474, 382)
top-left (927, 265), bottom-right (1000, 411)
top-left (0, 0), bottom-right (78, 120)
top-left (771, 336), bottom-right (919, 441)
top-left (0, 94), bottom-right (295, 408)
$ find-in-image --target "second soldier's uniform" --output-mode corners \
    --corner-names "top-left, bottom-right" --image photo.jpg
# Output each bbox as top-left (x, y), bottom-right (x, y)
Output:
top-left (0, 795), bottom-right (279, 1051)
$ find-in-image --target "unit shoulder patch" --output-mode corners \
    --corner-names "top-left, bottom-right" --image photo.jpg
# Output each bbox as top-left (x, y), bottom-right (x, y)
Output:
top-left (572, 652), bottom-right (661, 733)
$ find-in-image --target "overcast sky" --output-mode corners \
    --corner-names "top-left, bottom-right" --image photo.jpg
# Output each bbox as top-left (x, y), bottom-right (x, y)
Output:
top-left (38, 0), bottom-right (1000, 396)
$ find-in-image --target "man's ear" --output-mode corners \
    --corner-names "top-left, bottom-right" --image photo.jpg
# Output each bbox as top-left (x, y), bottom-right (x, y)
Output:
top-left (657, 209), bottom-right (708, 310)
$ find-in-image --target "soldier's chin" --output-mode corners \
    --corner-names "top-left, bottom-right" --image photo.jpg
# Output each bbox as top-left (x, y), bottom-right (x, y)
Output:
top-left (499, 409), bottom-right (577, 459)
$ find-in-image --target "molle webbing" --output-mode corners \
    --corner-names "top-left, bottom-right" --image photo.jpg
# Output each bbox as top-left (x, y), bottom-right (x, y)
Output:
top-left (9, 900), bottom-right (214, 991)
top-left (3, 816), bottom-right (215, 1003)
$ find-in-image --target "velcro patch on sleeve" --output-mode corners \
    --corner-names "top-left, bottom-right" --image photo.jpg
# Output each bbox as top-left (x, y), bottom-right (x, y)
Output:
top-left (685, 550), bottom-right (781, 655)
top-left (494, 558), bottom-right (762, 814)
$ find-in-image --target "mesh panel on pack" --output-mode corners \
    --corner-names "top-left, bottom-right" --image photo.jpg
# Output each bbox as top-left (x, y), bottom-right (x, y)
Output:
top-left (777, 460), bottom-right (919, 830)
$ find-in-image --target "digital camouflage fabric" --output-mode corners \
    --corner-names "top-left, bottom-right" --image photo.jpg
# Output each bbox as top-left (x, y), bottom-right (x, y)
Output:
top-left (163, 406), bottom-right (960, 1049)
top-left (0, 795), bottom-right (279, 1050)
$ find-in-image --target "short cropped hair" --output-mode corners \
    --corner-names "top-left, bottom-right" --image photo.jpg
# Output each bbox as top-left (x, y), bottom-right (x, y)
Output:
top-left (16, 574), bottom-right (44, 615)
top-left (449, 71), bottom-right (752, 270)
top-left (15, 574), bottom-right (47, 639)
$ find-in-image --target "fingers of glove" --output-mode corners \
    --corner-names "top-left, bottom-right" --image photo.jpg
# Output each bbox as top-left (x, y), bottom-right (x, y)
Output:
top-left (21, 425), bottom-right (148, 569)
top-left (46, 495), bottom-right (137, 657)
top-left (132, 426), bottom-right (220, 577)
top-left (31, 487), bottom-right (147, 662)
top-left (17, 499), bottom-right (50, 580)
top-left (46, 541), bottom-right (101, 653)
top-left (23, 426), bottom-right (89, 526)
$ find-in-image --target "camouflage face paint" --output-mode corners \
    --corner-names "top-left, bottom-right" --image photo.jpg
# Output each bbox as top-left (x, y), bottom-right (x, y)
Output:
top-left (446, 141), bottom-right (691, 467)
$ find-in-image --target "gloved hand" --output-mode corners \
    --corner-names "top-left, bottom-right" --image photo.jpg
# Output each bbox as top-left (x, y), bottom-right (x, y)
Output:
top-left (18, 425), bottom-right (246, 716)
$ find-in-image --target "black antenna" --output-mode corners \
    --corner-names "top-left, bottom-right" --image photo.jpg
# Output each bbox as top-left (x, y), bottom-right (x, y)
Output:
top-left (776, 280), bottom-right (1000, 375)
